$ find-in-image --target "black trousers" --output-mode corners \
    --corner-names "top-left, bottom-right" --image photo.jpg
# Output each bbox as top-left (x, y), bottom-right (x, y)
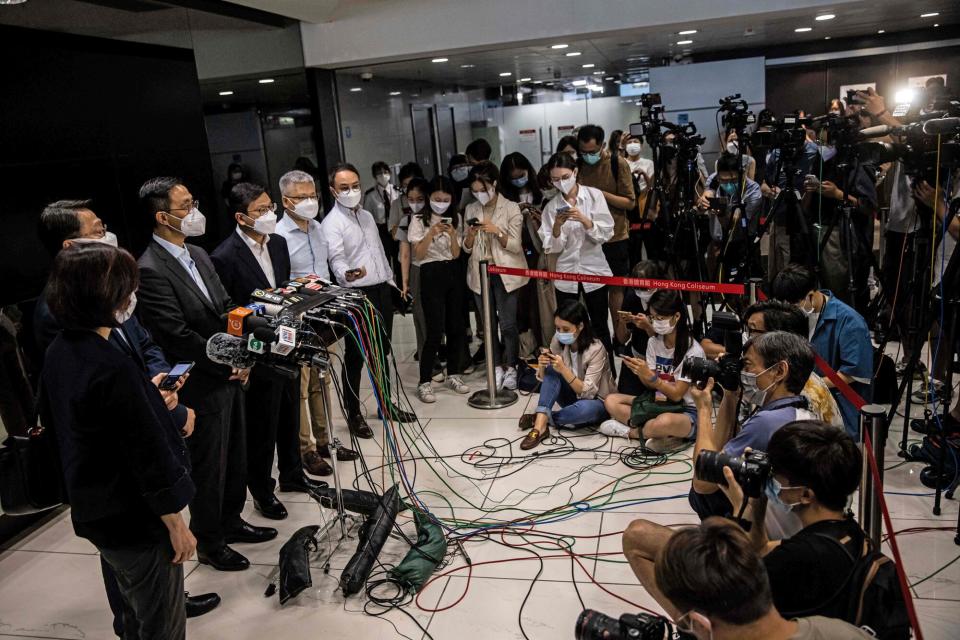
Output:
top-left (419, 260), bottom-right (466, 383)
top-left (245, 368), bottom-right (302, 500)
top-left (881, 230), bottom-right (919, 343)
top-left (343, 282), bottom-right (395, 417)
top-left (187, 383), bottom-right (246, 552)
top-left (98, 542), bottom-right (185, 640)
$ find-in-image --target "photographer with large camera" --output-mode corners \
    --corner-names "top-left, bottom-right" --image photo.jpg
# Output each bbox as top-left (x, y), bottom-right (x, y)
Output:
top-left (652, 518), bottom-right (873, 639)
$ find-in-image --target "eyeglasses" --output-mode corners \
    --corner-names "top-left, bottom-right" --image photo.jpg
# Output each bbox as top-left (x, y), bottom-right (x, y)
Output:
top-left (168, 200), bottom-right (198, 213)
top-left (285, 194), bottom-right (317, 201)
top-left (247, 202), bottom-right (277, 216)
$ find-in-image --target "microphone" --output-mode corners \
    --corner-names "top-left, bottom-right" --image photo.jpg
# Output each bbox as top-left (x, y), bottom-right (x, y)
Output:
top-left (206, 333), bottom-right (257, 369)
top-left (253, 325), bottom-right (297, 356)
top-left (922, 118), bottom-right (960, 135)
top-left (858, 125), bottom-right (894, 139)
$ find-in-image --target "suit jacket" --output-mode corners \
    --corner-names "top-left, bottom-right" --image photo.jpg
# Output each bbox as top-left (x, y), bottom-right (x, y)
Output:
top-left (210, 229), bottom-right (291, 308)
top-left (136, 239), bottom-right (235, 413)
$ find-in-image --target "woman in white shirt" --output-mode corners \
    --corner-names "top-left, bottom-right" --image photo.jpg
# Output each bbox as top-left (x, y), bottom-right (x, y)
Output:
top-left (539, 152), bottom-right (616, 360)
top-left (406, 176), bottom-right (470, 403)
top-left (463, 162), bottom-right (529, 390)
top-left (601, 290), bottom-right (705, 452)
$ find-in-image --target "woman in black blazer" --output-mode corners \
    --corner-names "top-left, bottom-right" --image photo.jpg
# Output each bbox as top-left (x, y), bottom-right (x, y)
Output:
top-left (41, 243), bottom-right (195, 640)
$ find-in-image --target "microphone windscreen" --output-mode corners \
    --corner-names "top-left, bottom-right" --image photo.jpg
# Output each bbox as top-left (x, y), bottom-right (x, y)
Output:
top-left (206, 332), bottom-right (257, 369)
top-left (253, 326), bottom-right (276, 345)
top-left (245, 315), bottom-right (272, 332)
top-left (922, 117), bottom-right (960, 136)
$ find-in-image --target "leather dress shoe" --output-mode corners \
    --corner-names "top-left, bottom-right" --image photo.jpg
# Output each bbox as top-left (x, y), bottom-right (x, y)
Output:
top-left (253, 493), bottom-right (288, 520)
top-left (303, 450), bottom-right (333, 476)
top-left (377, 406), bottom-right (417, 424)
top-left (185, 592), bottom-right (221, 618)
top-left (318, 443), bottom-right (360, 462)
top-left (224, 520), bottom-right (277, 544)
top-left (279, 475), bottom-right (328, 495)
top-left (348, 414), bottom-right (375, 439)
top-left (197, 545), bottom-right (249, 571)
top-left (520, 428), bottom-right (548, 451)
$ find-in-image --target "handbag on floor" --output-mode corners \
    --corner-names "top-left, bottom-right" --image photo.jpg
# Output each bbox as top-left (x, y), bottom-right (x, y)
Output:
top-left (628, 389), bottom-right (685, 429)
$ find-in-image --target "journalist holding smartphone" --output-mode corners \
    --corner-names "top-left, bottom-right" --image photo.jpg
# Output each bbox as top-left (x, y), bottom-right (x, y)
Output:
top-left (40, 243), bottom-right (196, 639)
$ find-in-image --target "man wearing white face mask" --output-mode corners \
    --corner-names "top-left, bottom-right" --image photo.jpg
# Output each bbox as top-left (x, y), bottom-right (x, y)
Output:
top-left (321, 162), bottom-right (416, 431)
top-left (364, 161), bottom-right (400, 266)
top-left (276, 169), bottom-right (328, 281)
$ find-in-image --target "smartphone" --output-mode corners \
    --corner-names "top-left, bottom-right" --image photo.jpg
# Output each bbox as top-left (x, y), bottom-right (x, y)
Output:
top-left (539, 347), bottom-right (552, 356)
top-left (440, 216), bottom-right (453, 226)
top-left (159, 361), bottom-right (194, 390)
top-left (467, 218), bottom-right (482, 227)
top-left (346, 268), bottom-right (362, 278)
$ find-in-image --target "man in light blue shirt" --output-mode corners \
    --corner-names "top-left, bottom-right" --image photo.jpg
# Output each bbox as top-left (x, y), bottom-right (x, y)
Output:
top-left (276, 169), bottom-right (329, 281)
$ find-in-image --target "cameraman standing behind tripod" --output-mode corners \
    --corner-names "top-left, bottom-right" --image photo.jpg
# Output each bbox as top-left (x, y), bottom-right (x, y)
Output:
top-left (697, 153), bottom-right (763, 280)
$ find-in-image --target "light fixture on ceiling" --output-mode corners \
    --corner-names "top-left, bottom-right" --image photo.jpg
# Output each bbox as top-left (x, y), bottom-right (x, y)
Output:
top-left (587, 84), bottom-right (604, 92)
top-left (431, 57), bottom-right (448, 63)
top-left (678, 29), bottom-right (697, 35)
top-left (566, 51), bottom-right (582, 57)
top-left (551, 43), bottom-right (569, 49)
top-left (582, 63), bottom-right (595, 68)
top-left (676, 39), bottom-right (693, 45)
top-left (460, 64), bottom-right (475, 68)
top-left (895, 88), bottom-right (915, 103)
top-left (794, 27), bottom-right (812, 33)
top-left (0, 0), bottom-right (29, 4)
top-left (350, 87), bottom-right (362, 92)
top-left (572, 79), bottom-right (588, 86)
top-left (499, 72), bottom-right (512, 77)
top-left (815, 14), bottom-right (835, 21)
top-left (921, 12), bottom-right (939, 18)
top-left (877, 29), bottom-right (885, 33)
top-left (934, 23), bottom-right (940, 27)
top-left (218, 90), bottom-right (233, 96)
top-left (824, 36), bottom-right (831, 40)
top-left (604, 76), bottom-right (614, 80)
top-left (593, 71), bottom-right (604, 75)
top-left (258, 78), bottom-right (275, 84)
top-left (519, 77), bottom-right (531, 82)
top-left (389, 91), bottom-right (402, 96)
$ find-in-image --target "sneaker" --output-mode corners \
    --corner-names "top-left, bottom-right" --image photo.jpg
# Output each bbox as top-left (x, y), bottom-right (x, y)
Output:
top-left (432, 363), bottom-right (446, 383)
top-left (495, 366), bottom-right (505, 390)
top-left (446, 375), bottom-right (470, 394)
top-left (599, 419), bottom-right (630, 438)
top-left (417, 382), bottom-right (436, 403)
top-left (502, 367), bottom-right (518, 390)
top-left (644, 436), bottom-right (687, 454)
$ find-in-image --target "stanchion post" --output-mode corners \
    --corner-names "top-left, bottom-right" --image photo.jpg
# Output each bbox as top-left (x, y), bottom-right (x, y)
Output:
top-left (748, 278), bottom-right (762, 305)
top-left (858, 404), bottom-right (887, 548)
top-left (468, 261), bottom-right (519, 410)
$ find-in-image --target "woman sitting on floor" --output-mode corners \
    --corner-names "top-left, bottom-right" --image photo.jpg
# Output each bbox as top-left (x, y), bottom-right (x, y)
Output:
top-left (600, 289), bottom-right (704, 453)
top-left (518, 300), bottom-right (615, 450)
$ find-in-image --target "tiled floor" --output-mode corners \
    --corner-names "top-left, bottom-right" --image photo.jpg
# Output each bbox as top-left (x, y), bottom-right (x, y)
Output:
top-left (2, 315), bottom-right (959, 639)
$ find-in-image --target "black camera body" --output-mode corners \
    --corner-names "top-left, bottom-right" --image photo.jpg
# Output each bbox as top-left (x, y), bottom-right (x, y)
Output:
top-left (857, 122), bottom-right (959, 184)
top-left (750, 115), bottom-right (810, 161)
top-left (576, 609), bottom-right (688, 640)
top-left (695, 449), bottom-right (772, 498)
top-left (719, 94), bottom-right (756, 132)
top-left (684, 310), bottom-right (743, 391)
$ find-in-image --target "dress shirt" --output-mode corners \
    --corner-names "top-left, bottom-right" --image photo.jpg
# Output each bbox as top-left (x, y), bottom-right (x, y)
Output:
top-left (406, 213), bottom-right (459, 266)
top-left (364, 185), bottom-right (398, 225)
top-left (235, 227), bottom-right (276, 287)
top-left (151, 233), bottom-right (212, 302)
top-left (276, 211), bottom-right (330, 280)
top-left (539, 185), bottom-right (615, 294)
top-left (319, 201), bottom-right (393, 287)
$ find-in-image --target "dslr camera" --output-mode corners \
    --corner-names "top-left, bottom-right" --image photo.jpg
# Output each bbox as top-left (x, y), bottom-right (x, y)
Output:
top-left (694, 449), bottom-right (772, 499)
top-left (576, 609), bottom-right (692, 640)
top-left (684, 311), bottom-right (742, 391)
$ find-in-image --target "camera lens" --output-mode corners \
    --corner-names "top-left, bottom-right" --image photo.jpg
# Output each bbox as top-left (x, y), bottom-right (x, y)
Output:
top-left (575, 610), bottom-right (622, 640)
top-left (684, 356), bottom-right (720, 387)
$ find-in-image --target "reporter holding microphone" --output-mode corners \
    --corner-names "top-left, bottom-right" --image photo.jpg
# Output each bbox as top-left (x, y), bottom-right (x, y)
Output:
top-left (40, 243), bottom-right (195, 639)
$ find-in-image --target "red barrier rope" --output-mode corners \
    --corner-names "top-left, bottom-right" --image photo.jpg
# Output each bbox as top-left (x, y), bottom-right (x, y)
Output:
top-left (486, 264), bottom-right (746, 295)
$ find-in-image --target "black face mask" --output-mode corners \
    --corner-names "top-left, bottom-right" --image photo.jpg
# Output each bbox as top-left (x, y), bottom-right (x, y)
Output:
top-left (660, 145), bottom-right (677, 163)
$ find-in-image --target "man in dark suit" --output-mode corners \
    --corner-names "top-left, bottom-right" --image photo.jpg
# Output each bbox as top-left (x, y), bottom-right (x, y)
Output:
top-left (33, 199), bottom-right (220, 631)
top-left (136, 177), bottom-right (276, 573)
top-left (211, 182), bottom-right (324, 521)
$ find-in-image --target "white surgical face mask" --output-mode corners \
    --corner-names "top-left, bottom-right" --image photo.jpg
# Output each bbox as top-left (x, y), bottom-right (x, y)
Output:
top-left (430, 200), bottom-right (451, 214)
top-left (336, 188), bottom-right (363, 209)
top-left (552, 174), bottom-right (577, 196)
top-left (638, 288), bottom-right (657, 307)
top-left (625, 142), bottom-right (642, 157)
top-left (409, 201), bottom-right (425, 213)
top-left (72, 231), bottom-right (119, 248)
top-left (293, 197), bottom-right (319, 220)
top-left (376, 173), bottom-right (391, 187)
top-left (115, 292), bottom-right (137, 324)
top-left (248, 212), bottom-right (277, 235)
top-left (726, 140), bottom-right (739, 155)
top-left (652, 317), bottom-right (675, 335)
top-left (475, 189), bottom-right (495, 206)
top-left (173, 207), bottom-right (206, 237)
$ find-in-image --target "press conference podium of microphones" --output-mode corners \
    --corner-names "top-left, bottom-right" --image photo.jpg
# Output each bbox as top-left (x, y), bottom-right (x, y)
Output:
top-left (205, 275), bottom-right (409, 604)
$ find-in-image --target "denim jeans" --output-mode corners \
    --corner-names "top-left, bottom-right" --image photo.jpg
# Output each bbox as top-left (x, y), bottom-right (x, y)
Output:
top-left (535, 365), bottom-right (608, 428)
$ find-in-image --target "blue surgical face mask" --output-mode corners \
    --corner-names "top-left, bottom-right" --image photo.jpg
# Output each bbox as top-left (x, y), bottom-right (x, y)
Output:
top-left (820, 145), bottom-right (838, 162)
top-left (739, 362), bottom-right (779, 406)
top-left (511, 175), bottom-right (528, 188)
top-left (451, 166), bottom-right (470, 183)
top-left (719, 182), bottom-right (738, 197)
top-left (765, 477), bottom-right (804, 511)
top-left (555, 331), bottom-right (576, 345)
top-left (582, 152), bottom-right (602, 166)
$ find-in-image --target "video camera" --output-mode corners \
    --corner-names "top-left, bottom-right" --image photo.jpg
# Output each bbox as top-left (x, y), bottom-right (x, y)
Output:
top-left (857, 116), bottom-right (960, 182)
top-left (684, 310), bottom-right (742, 391)
top-left (719, 94), bottom-right (755, 132)
top-left (694, 449), bottom-right (772, 499)
top-left (750, 114), bottom-right (811, 161)
top-left (629, 93), bottom-right (666, 145)
top-left (576, 609), bottom-right (691, 640)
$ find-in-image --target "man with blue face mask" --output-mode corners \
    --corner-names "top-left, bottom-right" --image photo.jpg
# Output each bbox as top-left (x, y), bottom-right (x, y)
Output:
top-left (698, 153), bottom-right (763, 279)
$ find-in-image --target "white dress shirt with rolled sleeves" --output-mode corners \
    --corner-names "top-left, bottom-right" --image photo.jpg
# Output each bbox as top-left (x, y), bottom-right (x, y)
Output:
top-left (539, 185), bottom-right (615, 294)
top-left (276, 212), bottom-right (330, 281)
top-left (319, 201), bottom-right (393, 287)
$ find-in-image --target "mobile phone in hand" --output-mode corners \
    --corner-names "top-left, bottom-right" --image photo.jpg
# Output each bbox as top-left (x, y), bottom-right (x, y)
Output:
top-left (440, 216), bottom-right (453, 226)
top-left (467, 218), bottom-right (481, 227)
top-left (159, 361), bottom-right (194, 390)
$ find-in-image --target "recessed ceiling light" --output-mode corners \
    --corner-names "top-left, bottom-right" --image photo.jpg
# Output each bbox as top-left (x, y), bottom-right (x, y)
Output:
top-left (551, 43), bottom-right (569, 49)
top-left (593, 71), bottom-right (604, 75)
top-left (431, 57), bottom-right (448, 63)
top-left (921, 12), bottom-right (939, 18)
top-left (572, 79), bottom-right (588, 86)
top-left (794, 27), bottom-right (812, 33)
top-left (824, 36), bottom-right (831, 40)
top-left (815, 14), bottom-right (835, 21)
top-left (519, 77), bottom-right (531, 82)
top-left (218, 90), bottom-right (233, 96)
top-left (350, 87), bottom-right (362, 92)
top-left (582, 63), bottom-right (595, 68)
top-left (389, 91), bottom-right (402, 96)
top-left (499, 72), bottom-right (512, 77)
top-left (877, 29), bottom-right (885, 33)
top-left (533, 80), bottom-right (543, 84)
top-left (566, 51), bottom-right (582, 57)
top-left (460, 64), bottom-right (475, 68)
top-left (676, 39), bottom-right (693, 45)
top-left (935, 23), bottom-right (940, 27)
top-left (258, 78), bottom-right (274, 84)
top-left (678, 29), bottom-right (698, 35)
top-left (604, 76), bottom-right (614, 80)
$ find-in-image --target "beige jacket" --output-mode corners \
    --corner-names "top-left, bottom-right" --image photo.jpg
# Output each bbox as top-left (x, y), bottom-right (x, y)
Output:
top-left (463, 195), bottom-right (529, 294)
top-left (539, 337), bottom-right (616, 400)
